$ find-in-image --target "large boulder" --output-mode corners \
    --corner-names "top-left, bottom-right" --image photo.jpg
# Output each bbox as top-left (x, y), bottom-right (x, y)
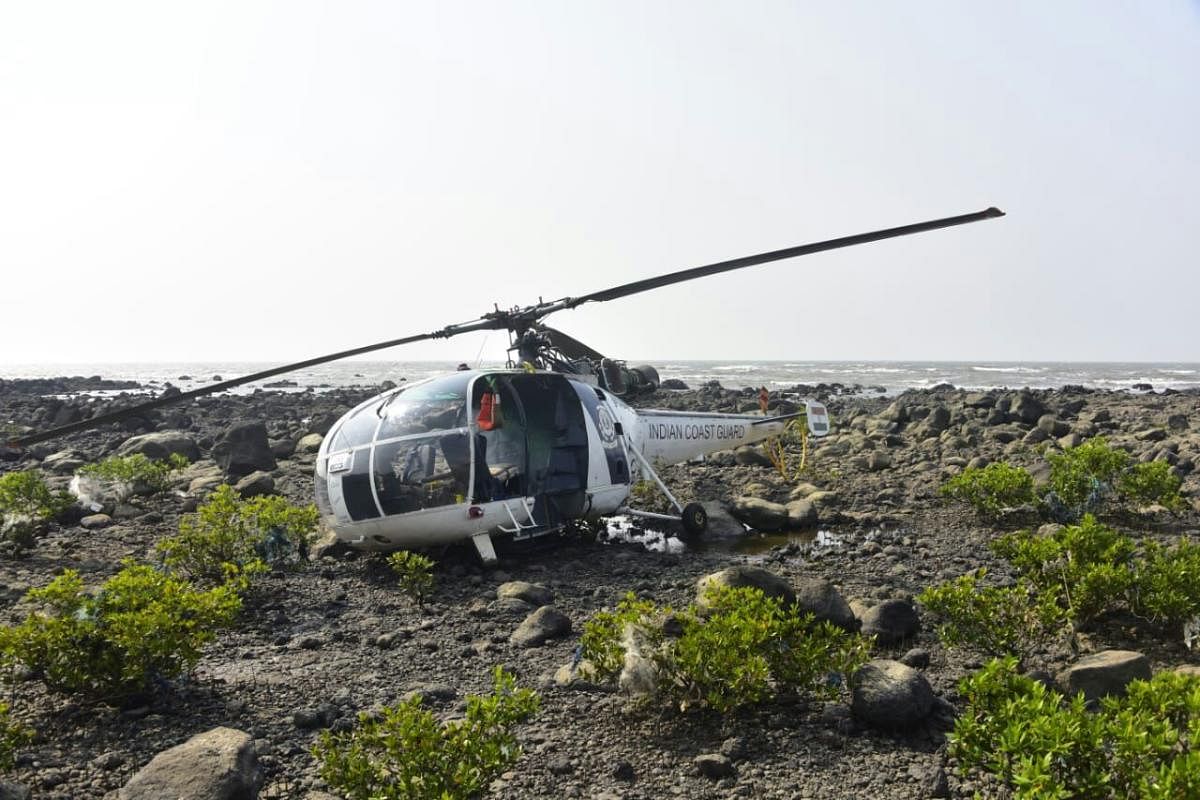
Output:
top-left (730, 497), bottom-right (788, 531)
top-left (510, 606), bottom-right (572, 648)
top-left (211, 422), bottom-right (277, 478)
top-left (116, 431), bottom-right (201, 462)
top-left (851, 659), bottom-right (935, 729)
top-left (785, 499), bottom-right (818, 528)
top-left (1056, 650), bottom-right (1150, 702)
top-left (119, 727), bottom-right (261, 800)
top-left (696, 566), bottom-right (795, 609)
top-left (794, 577), bottom-right (858, 631)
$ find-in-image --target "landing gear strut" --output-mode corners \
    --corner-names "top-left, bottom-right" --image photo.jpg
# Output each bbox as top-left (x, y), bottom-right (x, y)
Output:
top-left (617, 437), bottom-right (708, 537)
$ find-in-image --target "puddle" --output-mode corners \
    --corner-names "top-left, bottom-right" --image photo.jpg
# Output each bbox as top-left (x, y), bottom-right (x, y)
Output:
top-left (736, 529), bottom-right (847, 556)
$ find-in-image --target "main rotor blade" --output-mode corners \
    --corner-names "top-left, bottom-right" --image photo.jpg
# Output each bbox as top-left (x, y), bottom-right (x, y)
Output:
top-left (565, 207), bottom-right (1004, 309)
top-left (538, 326), bottom-right (606, 361)
top-left (7, 319), bottom-right (503, 448)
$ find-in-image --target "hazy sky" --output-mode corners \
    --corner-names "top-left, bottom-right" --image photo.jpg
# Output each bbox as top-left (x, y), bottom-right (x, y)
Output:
top-left (2, 2), bottom-right (1198, 365)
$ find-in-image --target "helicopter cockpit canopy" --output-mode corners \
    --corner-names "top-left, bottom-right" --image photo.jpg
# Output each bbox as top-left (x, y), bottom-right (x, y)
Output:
top-left (315, 370), bottom-right (590, 529)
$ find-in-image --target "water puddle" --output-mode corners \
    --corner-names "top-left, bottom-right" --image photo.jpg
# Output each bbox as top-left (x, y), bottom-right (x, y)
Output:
top-left (600, 515), bottom-right (687, 554)
top-left (736, 528), bottom-right (847, 556)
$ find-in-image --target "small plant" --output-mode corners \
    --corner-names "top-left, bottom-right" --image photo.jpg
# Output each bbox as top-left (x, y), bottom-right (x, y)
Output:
top-left (314, 666), bottom-right (539, 800)
top-left (1045, 436), bottom-right (1130, 519)
top-left (78, 452), bottom-right (189, 496)
top-left (0, 470), bottom-right (71, 552)
top-left (917, 570), bottom-right (1065, 659)
top-left (388, 551), bottom-right (435, 605)
top-left (940, 462), bottom-right (1035, 517)
top-left (1131, 538), bottom-right (1200, 630)
top-left (0, 562), bottom-right (241, 702)
top-left (0, 702), bottom-right (31, 771)
top-left (951, 657), bottom-right (1200, 799)
top-left (1119, 460), bottom-right (1186, 511)
top-left (763, 418), bottom-right (810, 481)
top-left (580, 586), bottom-right (870, 713)
top-left (993, 515), bottom-right (1137, 624)
top-left (157, 484), bottom-right (319, 586)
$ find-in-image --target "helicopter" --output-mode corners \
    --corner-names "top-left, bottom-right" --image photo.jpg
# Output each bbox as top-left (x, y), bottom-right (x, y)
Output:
top-left (8, 207), bottom-right (1004, 564)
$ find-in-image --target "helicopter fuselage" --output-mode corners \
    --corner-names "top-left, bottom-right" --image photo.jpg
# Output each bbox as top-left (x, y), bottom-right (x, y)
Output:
top-left (314, 369), bottom-right (796, 554)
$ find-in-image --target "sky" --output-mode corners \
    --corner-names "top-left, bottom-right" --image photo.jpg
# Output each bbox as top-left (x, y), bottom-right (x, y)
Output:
top-left (2, 1), bottom-right (1198, 365)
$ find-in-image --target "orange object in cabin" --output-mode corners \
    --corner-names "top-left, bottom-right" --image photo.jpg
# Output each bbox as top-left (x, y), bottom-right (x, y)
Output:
top-left (477, 390), bottom-right (501, 430)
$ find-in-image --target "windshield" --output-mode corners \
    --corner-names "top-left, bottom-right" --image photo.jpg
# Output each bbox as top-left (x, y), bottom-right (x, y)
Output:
top-left (377, 372), bottom-right (471, 440)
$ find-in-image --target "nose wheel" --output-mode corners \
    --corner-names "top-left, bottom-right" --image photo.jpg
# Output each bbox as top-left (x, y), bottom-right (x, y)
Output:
top-left (680, 502), bottom-right (708, 537)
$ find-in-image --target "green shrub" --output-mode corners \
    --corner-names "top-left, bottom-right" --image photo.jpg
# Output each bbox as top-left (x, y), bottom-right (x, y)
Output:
top-left (314, 666), bottom-right (539, 800)
top-left (1132, 538), bottom-right (1200, 629)
top-left (387, 551), bottom-right (435, 606)
top-left (0, 470), bottom-right (71, 553)
top-left (157, 484), bottom-right (319, 586)
top-left (0, 562), bottom-right (240, 702)
top-left (1045, 436), bottom-right (1130, 517)
top-left (951, 657), bottom-right (1200, 799)
top-left (1119, 460), bottom-right (1186, 511)
top-left (580, 586), bottom-right (870, 713)
top-left (0, 470), bottom-right (71, 520)
top-left (916, 570), bottom-right (1065, 659)
top-left (78, 452), bottom-right (189, 496)
top-left (992, 515), bottom-right (1137, 623)
top-left (940, 462), bottom-right (1035, 517)
top-left (0, 701), bottom-right (31, 771)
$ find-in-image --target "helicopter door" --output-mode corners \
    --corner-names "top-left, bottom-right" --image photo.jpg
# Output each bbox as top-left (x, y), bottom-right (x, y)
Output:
top-left (466, 376), bottom-right (528, 503)
top-left (505, 374), bottom-right (589, 523)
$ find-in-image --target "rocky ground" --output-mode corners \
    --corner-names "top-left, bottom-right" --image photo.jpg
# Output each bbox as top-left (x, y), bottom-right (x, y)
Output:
top-left (1, 376), bottom-right (1198, 799)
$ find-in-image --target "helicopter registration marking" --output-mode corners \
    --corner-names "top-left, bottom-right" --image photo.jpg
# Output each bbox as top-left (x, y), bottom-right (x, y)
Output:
top-left (646, 422), bottom-right (746, 441)
top-left (328, 451), bottom-right (353, 473)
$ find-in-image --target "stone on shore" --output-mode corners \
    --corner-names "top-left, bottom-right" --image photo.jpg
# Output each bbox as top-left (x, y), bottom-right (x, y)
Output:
top-left (119, 727), bottom-right (261, 800)
top-left (1056, 650), bottom-right (1150, 702)
top-left (851, 659), bottom-right (935, 729)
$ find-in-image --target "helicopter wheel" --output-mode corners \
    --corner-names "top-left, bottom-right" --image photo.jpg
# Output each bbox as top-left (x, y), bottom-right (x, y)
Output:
top-left (680, 502), bottom-right (707, 537)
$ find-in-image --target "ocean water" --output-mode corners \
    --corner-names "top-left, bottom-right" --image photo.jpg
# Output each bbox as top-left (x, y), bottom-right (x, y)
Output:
top-left (2, 360), bottom-right (1199, 395)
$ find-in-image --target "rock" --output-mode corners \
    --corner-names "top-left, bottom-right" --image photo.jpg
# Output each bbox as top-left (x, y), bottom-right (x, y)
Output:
top-left (866, 451), bottom-right (892, 471)
top-left (116, 431), bottom-right (201, 462)
top-left (694, 753), bottom-right (736, 780)
top-left (612, 760), bottom-right (636, 782)
top-left (700, 501), bottom-right (745, 537)
top-left (859, 599), bottom-right (920, 645)
top-left (785, 499), bottom-right (818, 528)
top-left (659, 379), bottom-right (689, 390)
top-left (295, 433), bottom-right (324, 454)
top-left (42, 449), bottom-right (87, 474)
top-left (1010, 393), bottom-right (1045, 424)
top-left (900, 647), bottom-right (931, 669)
top-left (269, 438), bottom-right (297, 459)
top-left (923, 766), bottom-right (950, 798)
top-left (1174, 665), bottom-right (1200, 678)
top-left (211, 422), bottom-right (277, 478)
top-left (400, 684), bottom-right (457, 703)
top-left (292, 706), bottom-right (335, 730)
top-left (696, 566), bottom-right (795, 609)
top-left (234, 470), bottom-right (275, 498)
top-left (510, 606), bottom-right (572, 647)
top-left (80, 513), bottom-right (113, 530)
top-left (310, 526), bottom-right (350, 559)
top-left (547, 756), bottom-right (574, 775)
top-left (793, 576), bottom-right (858, 631)
top-left (1056, 650), bottom-right (1150, 702)
top-left (730, 496), bottom-right (788, 531)
top-left (0, 782), bottom-right (30, 800)
top-left (851, 659), bottom-right (935, 729)
top-left (119, 727), bottom-right (261, 800)
top-left (1167, 414), bottom-right (1189, 432)
top-left (497, 581), bottom-right (554, 606)
top-left (1037, 415), bottom-right (1070, 437)
top-left (1136, 428), bottom-right (1168, 442)
top-left (733, 445), bottom-right (773, 468)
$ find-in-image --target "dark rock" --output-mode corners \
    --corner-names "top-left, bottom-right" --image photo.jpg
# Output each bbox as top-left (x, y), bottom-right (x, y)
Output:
top-left (211, 422), bottom-right (277, 478)
top-left (859, 599), bottom-right (920, 645)
top-left (612, 760), bottom-right (636, 782)
top-left (794, 576), bottom-right (858, 631)
top-left (0, 782), bottom-right (30, 800)
top-left (899, 648), bottom-right (931, 669)
top-left (851, 659), bottom-right (935, 729)
top-left (733, 445), bottom-right (773, 468)
top-left (510, 606), bottom-right (572, 647)
top-left (700, 501), bottom-right (746, 537)
top-left (694, 753), bottom-right (736, 780)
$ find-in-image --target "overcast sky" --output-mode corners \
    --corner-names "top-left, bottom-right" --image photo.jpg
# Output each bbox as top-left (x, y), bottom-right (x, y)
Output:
top-left (2, 2), bottom-right (1197, 365)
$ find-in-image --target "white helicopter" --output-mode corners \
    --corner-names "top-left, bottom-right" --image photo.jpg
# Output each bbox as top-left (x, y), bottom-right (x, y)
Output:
top-left (9, 208), bottom-right (1003, 563)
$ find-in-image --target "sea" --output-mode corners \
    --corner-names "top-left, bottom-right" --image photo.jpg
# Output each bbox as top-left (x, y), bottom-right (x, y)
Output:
top-left (2, 361), bottom-right (1199, 396)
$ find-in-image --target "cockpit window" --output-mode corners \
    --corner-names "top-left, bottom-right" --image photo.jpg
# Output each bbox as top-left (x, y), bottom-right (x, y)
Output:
top-left (376, 373), bottom-right (471, 441)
